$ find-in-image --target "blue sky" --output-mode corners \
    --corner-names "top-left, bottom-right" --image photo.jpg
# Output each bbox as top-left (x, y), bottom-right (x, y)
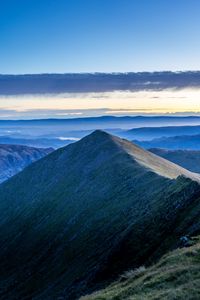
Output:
top-left (1, 0), bottom-right (200, 74)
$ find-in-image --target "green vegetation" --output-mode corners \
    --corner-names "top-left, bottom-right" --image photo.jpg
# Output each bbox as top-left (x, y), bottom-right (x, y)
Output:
top-left (82, 236), bottom-right (200, 300)
top-left (0, 131), bottom-right (200, 299)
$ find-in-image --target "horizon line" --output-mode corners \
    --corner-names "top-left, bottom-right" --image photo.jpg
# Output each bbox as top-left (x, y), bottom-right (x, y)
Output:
top-left (1, 115), bottom-right (200, 122)
top-left (1, 70), bottom-right (200, 76)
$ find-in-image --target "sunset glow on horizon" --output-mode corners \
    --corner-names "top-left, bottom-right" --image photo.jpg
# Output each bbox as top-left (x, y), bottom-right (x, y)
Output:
top-left (1, 88), bottom-right (200, 119)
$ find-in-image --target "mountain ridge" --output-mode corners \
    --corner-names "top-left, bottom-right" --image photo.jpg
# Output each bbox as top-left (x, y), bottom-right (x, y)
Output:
top-left (0, 131), bottom-right (200, 299)
top-left (136, 134), bottom-right (200, 150)
top-left (93, 131), bottom-right (200, 182)
top-left (123, 124), bottom-right (200, 140)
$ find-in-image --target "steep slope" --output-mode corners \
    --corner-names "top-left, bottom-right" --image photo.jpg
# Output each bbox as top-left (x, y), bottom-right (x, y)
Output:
top-left (82, 236), bottom-right (200, 300)
top-left (0, 131), bottom-right (200, 299)
top-left (112, 135), bottom-right (200, 182)
top-left (0, 144), bottom-right (53, 183)
top-left (150, 148), bottom-right (200, 173)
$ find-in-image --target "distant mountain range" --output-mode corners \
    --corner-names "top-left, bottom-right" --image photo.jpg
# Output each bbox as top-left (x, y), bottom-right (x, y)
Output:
top-left (1, 71), bottom-right (200, 94)
top-left (0, 131), bottom-right (200, 299)
top-left (150, 148), bottom-right (200, 174)
top-left (122, 125), bottom-right (200, 140)
top-left (1, 117), bottom-right (200, 149)
top-left (2, 116), bottom-right (200, 130)
top-left (136, 134), bottom-right (200, 150)
top-left (0, 136), bottom-right (71, 148)
top-left (0, 144), bottom-right (53, 183)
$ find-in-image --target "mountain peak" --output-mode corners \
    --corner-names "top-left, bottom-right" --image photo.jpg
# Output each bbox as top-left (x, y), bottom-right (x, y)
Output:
top-left (88, 129), bottom-right (110, 138)
top-left (77, 130), bottom-right (200, 182)
top-left (114, 135), bottom-right (200, 182)
top-left (75, 129), bottom-right (119, 148)
top-left (1, 130), bottom-right (200, 299)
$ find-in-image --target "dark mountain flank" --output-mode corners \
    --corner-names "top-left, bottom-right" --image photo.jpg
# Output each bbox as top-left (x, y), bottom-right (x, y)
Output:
top-left (150, 148), bottom-right (200, 174)
top-left (0, 144), bottom-right (53, 183)
top-left (0, 131), bottom-right (200, 299)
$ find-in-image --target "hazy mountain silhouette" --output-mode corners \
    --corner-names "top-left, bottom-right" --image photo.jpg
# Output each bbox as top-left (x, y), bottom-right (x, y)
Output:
top-left (123, 125), bottom-right (200, 140)
top-left (136, 134), bottom-right (200, 150)
top-left (0, 144), bottom-right (53, 183)
top-left (150, 148), bottom-right (200, 173)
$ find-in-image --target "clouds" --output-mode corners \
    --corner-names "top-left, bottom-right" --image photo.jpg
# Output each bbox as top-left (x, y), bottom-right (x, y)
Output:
top-left (0, 87), bottom-right (200, 119)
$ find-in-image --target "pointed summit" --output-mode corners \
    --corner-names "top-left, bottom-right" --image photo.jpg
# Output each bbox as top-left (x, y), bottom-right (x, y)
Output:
top-left (79, 129), bottom-right (114, 144)
top-left (88, 129), bottom-right (110, 137)
top-left (0, 131), bottom-right (200, 299)
top-left (73, 130), bottom-right (200, 182)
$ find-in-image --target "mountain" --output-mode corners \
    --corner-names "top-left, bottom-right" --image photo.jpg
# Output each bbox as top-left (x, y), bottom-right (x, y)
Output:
top-left (135, 134), bottom-right (200, 150)
top-left (82, 235), bottom-right (200, 300)
top-left (122, 125), bottom-right (200, 141)
top-left (150, 148), bottom-right (200, 174)
top-left (0, 131), bottom-right (200, 299)
top-left (1, 72), bottom-right (200, 95)
top-left (2, 117), bottom-right (200, 149)
top-left (1, 116), bottom-right (200, 133)
top-left (0, 144), bottom-right (53, 183)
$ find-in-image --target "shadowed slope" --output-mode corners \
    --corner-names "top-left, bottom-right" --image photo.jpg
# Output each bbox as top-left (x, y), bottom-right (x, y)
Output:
top-left (0, 131), bottom-right (200, 299)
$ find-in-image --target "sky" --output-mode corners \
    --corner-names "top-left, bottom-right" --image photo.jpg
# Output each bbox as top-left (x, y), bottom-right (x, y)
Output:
top-left (0, 0), bottom-right (200, 118)
top-left (1, 0), bottom-right (200, 74)
top-left (1, 89), bottom-right (200, 119)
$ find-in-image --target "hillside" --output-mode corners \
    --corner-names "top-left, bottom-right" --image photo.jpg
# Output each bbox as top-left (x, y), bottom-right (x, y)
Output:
top-left (135, 134), bottom-right (200, 150)
top-left (0, 131), bottom-right (200, 299)
top-left (150, 148), bottom-right (200, 174)
top-left (82, 236), bottom-right (200, 300)
top-left (0, 144), bottom-right (53, 183)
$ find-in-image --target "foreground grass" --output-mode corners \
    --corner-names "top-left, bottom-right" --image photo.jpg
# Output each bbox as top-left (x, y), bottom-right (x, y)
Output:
top-left (82, 236), bottom-right (200, 300)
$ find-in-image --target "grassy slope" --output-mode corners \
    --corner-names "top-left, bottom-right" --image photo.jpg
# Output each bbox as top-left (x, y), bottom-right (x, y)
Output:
top-left (0, 131), bottom-right (200, 299)
top-left (82, 236), bottom-right (200, 300)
